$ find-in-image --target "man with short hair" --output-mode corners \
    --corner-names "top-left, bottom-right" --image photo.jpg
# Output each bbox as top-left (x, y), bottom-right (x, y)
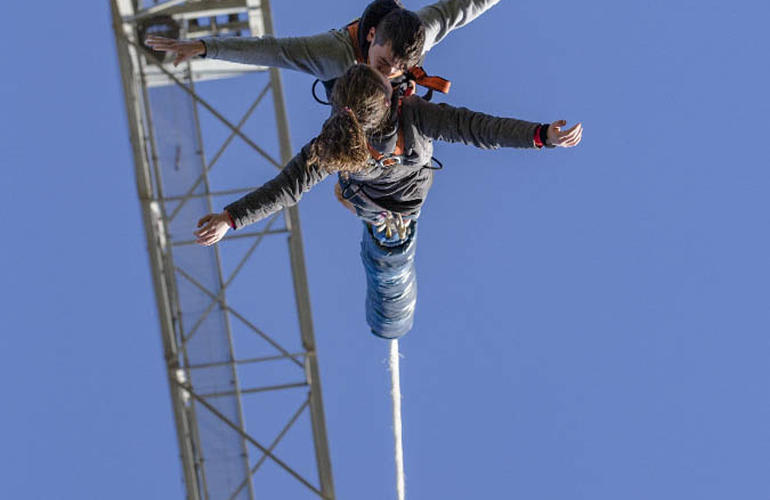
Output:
top-left (146, 0), bottom-right (498, 82)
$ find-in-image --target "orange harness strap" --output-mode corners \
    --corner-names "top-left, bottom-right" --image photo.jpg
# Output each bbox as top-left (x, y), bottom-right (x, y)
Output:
top-left (406, 66), bottom-right (451, 94)
top-left (347, 21), bottom-right (366, 63)
top-left (367, 127), bottom-right (405, 167)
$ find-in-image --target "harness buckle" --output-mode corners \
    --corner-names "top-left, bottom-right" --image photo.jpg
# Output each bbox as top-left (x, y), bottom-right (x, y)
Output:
top-left (378, 156), bottom-right (402, 168)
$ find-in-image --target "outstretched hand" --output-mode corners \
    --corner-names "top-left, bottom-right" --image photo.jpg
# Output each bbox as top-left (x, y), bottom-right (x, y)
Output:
top-left (145, 35), bottom-right (206, 66)
top-left (195, 212), bottom-right (231, 246)
top-left (547, 120), bottom-right (583, 148)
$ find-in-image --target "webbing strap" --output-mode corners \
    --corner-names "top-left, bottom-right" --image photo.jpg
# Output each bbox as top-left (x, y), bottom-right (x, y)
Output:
top-left (406, 66), bottom-right (451, 94)
top-left (347, 21), bottom-right (365, 63)
top-left (368, 127), bottom-right (404, 166)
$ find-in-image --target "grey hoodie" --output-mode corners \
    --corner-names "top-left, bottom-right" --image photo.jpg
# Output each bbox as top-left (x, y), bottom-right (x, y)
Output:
top-left (225, 96), bottom-right (543, 228)
top-left (202, 0), bottom-right (501, 81)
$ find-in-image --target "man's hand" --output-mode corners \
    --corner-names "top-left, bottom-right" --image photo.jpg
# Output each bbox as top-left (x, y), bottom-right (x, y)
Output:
top-left (547, 120), bottom-right (583, 148)
top-left (145, 35), bottom-right (206, 66)
top-left (195, 212), bottom-right (232, 246)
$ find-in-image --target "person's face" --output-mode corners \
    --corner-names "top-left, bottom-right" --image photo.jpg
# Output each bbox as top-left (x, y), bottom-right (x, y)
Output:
top-left (366, 28), bottom-right (404, 79)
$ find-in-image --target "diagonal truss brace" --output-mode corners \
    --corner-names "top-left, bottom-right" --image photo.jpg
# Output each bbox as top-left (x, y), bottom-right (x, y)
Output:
top-left (227, 397), bottom-right (312, 500)
top-left (168, 81), bottom-right (273, 223)
top-left (175, 263), bottom-right (305, 368)
top-left (175, 379), bottom-right (326, 498)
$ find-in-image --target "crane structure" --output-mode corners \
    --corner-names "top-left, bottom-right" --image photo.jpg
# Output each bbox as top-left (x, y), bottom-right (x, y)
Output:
top-left (111, 1), bottom-right (335, 498)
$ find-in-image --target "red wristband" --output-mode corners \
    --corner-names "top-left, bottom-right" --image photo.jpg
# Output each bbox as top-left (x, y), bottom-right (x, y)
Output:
top-left (533, 126), bottom-right (544, 148)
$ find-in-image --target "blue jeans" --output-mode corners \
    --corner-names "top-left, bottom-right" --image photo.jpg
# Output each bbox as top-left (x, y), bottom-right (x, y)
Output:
top-left (360, 221), bottom-right (418, 339)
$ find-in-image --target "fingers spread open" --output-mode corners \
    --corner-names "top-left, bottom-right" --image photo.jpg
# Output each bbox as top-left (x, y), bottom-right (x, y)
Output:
top-left (552, 122), bottom-right (582, 146)
top-left (145, 38), bottom-right (175, 50)
top-left (571, 129), bottom-right (583, 146)
top-left (196, 232), bottom-right (215, 245)
top-left (198, 231), bottom-right (223, 246)
top-left (562, 129), bottom-right (583, 147)
top-left (562, 126), bottom-right (580, 142)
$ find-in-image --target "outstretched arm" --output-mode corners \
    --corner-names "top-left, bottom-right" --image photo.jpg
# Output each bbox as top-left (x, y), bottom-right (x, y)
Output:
top-left (404, 96), bottom-right (582, 149)
top-left (194, 144), bottom-right (330, 246)
top-left (417, 0), bottom-right (501, 53)
top-left (146, 29), bottom-right (355, 81)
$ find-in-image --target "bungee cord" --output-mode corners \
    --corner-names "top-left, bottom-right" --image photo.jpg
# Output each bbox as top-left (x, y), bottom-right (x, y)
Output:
top-left (389, 339), bottom-right (406, 500)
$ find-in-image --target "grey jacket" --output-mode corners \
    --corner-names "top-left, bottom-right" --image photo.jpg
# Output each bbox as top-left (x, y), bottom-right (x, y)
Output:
top-left (202, 0), bottom-right (500, 81)
top-left (225, 97), bottom-right (543, 228)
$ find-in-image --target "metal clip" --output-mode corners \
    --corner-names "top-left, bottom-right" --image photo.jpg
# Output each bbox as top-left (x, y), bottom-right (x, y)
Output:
top-left (396, 213), bottom-right (407, 240)
top-left (377, 155), bottom-right (402, 168)
top-left (375, 211), bottom-right (410, 241)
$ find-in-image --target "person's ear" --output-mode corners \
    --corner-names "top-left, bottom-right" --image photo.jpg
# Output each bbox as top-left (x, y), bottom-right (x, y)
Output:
top-left (367, 27), bottom-right (376, 44)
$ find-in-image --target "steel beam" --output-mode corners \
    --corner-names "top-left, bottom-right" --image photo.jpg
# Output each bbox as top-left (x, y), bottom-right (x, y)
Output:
top-left (112, 1), bottom-right (335, 498)
top-left (111, 1), bottom-right (202, 497)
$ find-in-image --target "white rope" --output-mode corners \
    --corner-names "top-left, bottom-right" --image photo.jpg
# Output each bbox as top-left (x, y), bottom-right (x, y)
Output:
top-left (389, 339), bottom-right (406, 500)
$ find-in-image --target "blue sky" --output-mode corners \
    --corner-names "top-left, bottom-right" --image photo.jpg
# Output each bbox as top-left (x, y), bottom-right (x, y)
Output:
top-left (2, 0), bottom-right (769, 499)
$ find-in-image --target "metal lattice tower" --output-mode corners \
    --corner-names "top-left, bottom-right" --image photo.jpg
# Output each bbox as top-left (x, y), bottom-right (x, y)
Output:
top-left (111, 1), bottom-right (334, 498)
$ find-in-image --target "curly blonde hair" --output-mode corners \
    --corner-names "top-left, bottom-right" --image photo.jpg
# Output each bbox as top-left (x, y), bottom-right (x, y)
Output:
top-left (309, 65), bottom-right (392, 173)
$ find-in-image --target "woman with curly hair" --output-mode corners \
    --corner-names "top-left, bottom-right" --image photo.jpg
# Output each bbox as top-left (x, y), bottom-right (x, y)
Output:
top-left (195, 64), bottom-right (582, 339)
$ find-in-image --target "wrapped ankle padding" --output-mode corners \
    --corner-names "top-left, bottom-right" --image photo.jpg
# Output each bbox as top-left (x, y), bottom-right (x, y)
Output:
top-left (360, 222), bottom-right (418, 339)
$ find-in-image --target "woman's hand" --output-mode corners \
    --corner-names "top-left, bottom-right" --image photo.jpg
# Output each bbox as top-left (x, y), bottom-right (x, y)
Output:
top-left (195, 212), bottom-right (232, 246)
top-left (145, 35), bottom-right (206, 66)
top-left (547, 120), bottom-right (583, 148)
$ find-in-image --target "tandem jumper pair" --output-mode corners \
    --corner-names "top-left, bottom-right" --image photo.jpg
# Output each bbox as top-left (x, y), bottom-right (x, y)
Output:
top-left (193, 0), bottom-right (508, 339)
top-left (190, 0), bottom-right (578, 339)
